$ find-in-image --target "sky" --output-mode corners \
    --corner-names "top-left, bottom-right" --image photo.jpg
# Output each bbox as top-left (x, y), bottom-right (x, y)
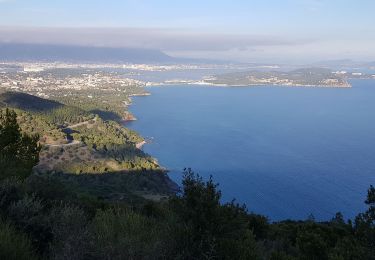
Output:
top-left (0, 0), bottom-right (374, 63)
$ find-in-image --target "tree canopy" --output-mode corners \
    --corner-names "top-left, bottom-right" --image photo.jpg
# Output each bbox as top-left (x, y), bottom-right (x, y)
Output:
top-left (0, 109), bottom-right (40, 179)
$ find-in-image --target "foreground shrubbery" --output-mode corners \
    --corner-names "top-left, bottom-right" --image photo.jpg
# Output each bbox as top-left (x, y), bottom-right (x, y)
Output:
top-left (0, 172), bottom-right (374, 259)
top-left (1, 109), bottom-right (375, 259)
top-left (0, 219), bottom-right (37, 260)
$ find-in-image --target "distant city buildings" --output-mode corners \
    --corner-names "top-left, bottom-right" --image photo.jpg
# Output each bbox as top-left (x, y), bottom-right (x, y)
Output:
top-left (0, 62), bottom-right (146, 99)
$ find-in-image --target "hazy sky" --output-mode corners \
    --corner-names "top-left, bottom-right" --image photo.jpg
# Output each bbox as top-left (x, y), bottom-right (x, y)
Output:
top-left (0, 0), bottom-right (374, 63)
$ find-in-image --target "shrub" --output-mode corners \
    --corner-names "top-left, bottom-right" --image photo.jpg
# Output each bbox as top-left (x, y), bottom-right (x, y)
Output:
top-left (0, 220), bottom-right (38, 260)
top-left (47, 204), bottom-right (92, 259)
top-left (91, 208), bottom-right (168, 259)
top-left (0, 178), bottom-right (23, 215)
top-left (8, 194), bottom-right (52, 254)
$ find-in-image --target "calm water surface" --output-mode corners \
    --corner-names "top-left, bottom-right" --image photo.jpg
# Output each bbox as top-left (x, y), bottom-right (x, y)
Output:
top-left (128, 80), bottom-right (375, 220)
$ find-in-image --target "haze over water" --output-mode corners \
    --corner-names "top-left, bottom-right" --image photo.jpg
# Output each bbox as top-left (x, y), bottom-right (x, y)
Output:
top-left (128, 79), bottom-right (375, 220)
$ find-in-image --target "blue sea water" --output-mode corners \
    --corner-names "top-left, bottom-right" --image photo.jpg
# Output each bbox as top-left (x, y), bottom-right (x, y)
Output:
top-left (127, 79), bottom-right (375, 221)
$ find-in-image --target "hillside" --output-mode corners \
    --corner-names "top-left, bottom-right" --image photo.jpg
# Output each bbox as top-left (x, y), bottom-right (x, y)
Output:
top-left (0, 91), bottom-right (63, 112)
top-left (0, 91), bottom-right (175, 200)
top-left (0, 91), bottom-right (89, 125)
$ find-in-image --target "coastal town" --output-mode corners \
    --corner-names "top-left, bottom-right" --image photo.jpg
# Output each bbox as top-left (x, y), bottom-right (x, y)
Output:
top-left (3, 62), bottom-right (375, 104)
top-left (0, 62), bottom-right (147, 100)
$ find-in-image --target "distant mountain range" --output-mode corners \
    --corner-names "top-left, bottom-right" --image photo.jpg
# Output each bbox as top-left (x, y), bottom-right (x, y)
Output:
top-left (0, 43), bottom-right (177, 63)
top-left (1, 43), bottom-right (373, 68)
top-left (311, 59), bottom-right (375, 69)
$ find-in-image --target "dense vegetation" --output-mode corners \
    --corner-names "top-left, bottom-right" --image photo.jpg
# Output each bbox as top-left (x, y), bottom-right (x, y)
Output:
top-left (52, 89), bottom-right (136, 121)
top-left (1, 111), bottom-right (374, 259)
top-left (0, 92), bottom-right (160, 174)
top-left (0, 109), bottom-right (40, 179)
top-left (0, 91), bottom-right (89, 125)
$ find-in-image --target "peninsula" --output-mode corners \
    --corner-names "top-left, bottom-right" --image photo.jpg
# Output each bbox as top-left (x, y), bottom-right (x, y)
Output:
top-left (204, 68), bottom-right (351, 87)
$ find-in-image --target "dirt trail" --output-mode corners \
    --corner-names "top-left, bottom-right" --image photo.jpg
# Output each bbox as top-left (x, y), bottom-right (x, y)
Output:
top-left (64, 116), bottom-right (97, 129)
top-left (44, 140), bottom-right (82, 147)
top-left (44, 117), bottom-right (98, 147)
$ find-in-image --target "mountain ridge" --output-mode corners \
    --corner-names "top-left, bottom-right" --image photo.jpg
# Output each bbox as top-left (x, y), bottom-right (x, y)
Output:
top-left (0, 42), bottom-right (175, 63)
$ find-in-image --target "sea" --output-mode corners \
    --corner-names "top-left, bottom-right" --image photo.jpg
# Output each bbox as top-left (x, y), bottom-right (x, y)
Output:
top-left (127, 79), bottom-right (375, 221)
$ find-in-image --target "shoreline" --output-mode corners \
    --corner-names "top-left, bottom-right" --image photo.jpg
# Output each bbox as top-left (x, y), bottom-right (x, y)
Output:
top-left (144, 81), bottom-right (352, 88)
top-left (136, 140), bottom-right (146, 149)
top-left (125, 92), bottom-right (178, 192)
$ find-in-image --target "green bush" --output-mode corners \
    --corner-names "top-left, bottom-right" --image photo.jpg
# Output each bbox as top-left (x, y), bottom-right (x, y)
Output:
top-left (47, 204), bottom-right (92, 259)
top-left (91, 208), bottom-right (168, 259)
top-left (0, 178), bottom-right (23, 215)
top-left (0, 219), bottom-right (38, 260)
top-left (8, 194), bottom-right (52, 254)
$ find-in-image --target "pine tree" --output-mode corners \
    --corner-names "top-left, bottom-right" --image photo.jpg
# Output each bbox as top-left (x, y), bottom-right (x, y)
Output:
top-left (0, 109), bottom-right (41, 179)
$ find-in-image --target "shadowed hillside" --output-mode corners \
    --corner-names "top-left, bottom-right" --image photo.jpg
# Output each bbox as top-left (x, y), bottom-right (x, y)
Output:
top-left (0, 91), bottom-right (63, 112)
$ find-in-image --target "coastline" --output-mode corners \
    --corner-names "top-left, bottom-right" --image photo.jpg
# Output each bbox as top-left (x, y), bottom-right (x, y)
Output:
top-left (145, 80), bottom-right (352, 88)
top-left (125, 91), bottom-right (179, 193)
top-left (136, 140), bottom-right (146, 149)
top-left (125, 79), bottom-right (351, 197)
top-left (121, 92), bottom-right (153, 122)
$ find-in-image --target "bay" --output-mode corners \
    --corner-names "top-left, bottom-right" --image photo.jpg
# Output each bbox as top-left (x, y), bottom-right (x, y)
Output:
top-left (128, 79), bottom-right (375, 220)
